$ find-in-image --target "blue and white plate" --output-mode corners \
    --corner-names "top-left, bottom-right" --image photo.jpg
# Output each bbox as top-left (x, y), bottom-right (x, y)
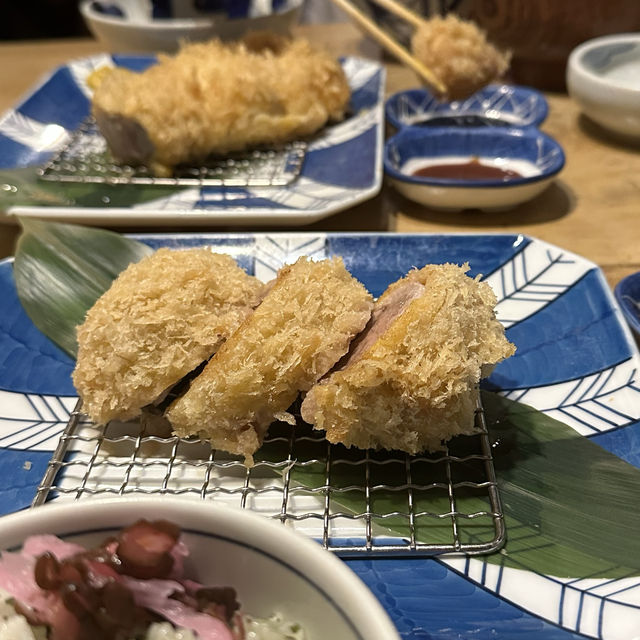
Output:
top-left (0, 55), bottom-right (384, 226)
top-left (615, 270), bottom-right (640, 335)
top-left (384, 126), bottom-right (565, 211)
top-left (0, 232), bottom-right (639, 639)
top-left (385, 84), bottom-right (549, 130)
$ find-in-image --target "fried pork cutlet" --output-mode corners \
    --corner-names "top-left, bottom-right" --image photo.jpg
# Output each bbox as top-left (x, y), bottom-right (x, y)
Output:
top-left (300, 263), bottom-right (515, 454)
top-left (411, 14), bottom-right (510, 99)
top-left (167, 257), bottom-right (373, 464)
top-left (73, 248), bottom-right (264, 425)
top-left (91, 35), bottom-right (351, 174)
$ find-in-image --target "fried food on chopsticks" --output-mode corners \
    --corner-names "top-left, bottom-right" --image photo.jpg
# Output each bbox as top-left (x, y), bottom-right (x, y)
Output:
top-left (91, 34), bottom-right (351, 174)
top-left (411, 14), bottom-right (510, 99)
top-left (73, 248), bottom-right (264, 425)
top-left (300, 263), bottom-right (515, 454)
top-left (167, 257), bottom-right (373, 464)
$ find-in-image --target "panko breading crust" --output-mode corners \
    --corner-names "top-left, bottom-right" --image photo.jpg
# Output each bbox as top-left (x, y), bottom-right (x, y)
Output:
top-left (301, 263), bottom-right (515, 453)
top-left (73, 248), bottom-right (264, 425)
top-left (411, 14), bottom-right (510, 99)
top-left (92, 36), bottom-right (351, 173)
top-left (167, 257), bottom-right (373, 463)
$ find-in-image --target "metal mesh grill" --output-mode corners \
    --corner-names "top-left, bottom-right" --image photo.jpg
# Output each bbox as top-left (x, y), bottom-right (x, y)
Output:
top-left (37, 118), bottom-right (306, 187)
top-left (33, 399), bottom-right (505, 557)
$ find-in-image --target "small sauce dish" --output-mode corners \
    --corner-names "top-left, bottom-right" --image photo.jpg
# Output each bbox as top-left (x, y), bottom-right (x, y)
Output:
top-left (385, 84), bottom-right (549, 131)
top-left (384, 126), bottom-right (565, 211)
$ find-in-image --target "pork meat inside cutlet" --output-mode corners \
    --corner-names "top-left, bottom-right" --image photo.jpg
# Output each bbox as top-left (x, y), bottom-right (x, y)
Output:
top-left (301, 263), bottom-right (515, 454)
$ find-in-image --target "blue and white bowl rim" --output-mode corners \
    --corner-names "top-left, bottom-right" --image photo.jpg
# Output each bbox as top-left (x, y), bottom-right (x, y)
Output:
top-left (614, 271), bottom-right (640, 335)
top-left (385, 84), bottom-right (549, 130)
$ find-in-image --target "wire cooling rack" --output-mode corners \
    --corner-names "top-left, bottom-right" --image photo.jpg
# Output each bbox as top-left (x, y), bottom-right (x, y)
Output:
top-left (32, 399), bottom-right (505, 557)
top-left (37, 118), bottom-right (307, 187)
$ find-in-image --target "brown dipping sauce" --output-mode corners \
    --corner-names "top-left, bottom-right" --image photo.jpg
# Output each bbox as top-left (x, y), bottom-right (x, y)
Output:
top-left (412, 158), bottom-right (522, 181)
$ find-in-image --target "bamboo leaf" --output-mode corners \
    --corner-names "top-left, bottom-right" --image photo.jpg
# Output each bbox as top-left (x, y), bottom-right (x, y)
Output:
top-left (260, 392), bottom-right (640, 578)
top-left (481, 392), bottom-right (640, 577)
top-left (13, 217), bottom-right (152, 357)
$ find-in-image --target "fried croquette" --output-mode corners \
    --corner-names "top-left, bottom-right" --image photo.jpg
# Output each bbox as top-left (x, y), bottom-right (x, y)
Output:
top-left (300, 263), bottom-right (515, 454)
top-left (411, 14), bottom-right (510, 100)
top-left (91, 35), bottom-right (351, 174)
top-left (73, 248), bottom-right (264, 425)
top-left (166, 257), bottom-right (373, 463)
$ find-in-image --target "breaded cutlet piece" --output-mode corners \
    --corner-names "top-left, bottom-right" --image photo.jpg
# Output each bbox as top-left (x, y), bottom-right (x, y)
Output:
top-left (73, 248), bottom-right (264, 425)
top-left (300, 263), bottom-right (515, 454)
top-left (167, 257), bottom-right (373, 463)
top-left (91, 36), bottom-right (350, 174)
top-left (411, 14), bottom-right (510, 100)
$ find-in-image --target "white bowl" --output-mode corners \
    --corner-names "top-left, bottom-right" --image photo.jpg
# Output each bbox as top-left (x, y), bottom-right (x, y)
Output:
top-left (567, 33), bottom-right (640, 139)
top-left (389, 176), bottom-right (553, 212)
top-left (0, 497), bottom-right (400, 640)
top-left (79, 0), bottom-right (302, 53)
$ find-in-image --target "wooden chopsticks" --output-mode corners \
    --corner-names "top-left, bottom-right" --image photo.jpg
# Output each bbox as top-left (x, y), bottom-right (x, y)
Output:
top-left (329, 0), bottom-right (446, 95)
top-left (367, 0), bottom-right (424, 29)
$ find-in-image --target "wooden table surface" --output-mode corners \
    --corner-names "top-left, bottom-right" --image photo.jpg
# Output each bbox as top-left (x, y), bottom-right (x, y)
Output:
top-left (0, 22), bottom-right (638, 291)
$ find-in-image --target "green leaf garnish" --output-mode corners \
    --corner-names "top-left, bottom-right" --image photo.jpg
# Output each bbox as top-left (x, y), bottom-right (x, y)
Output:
top-left (14, 217), bottom-right (152, 357)
top-left (260, 393), bottom-right (640, 578)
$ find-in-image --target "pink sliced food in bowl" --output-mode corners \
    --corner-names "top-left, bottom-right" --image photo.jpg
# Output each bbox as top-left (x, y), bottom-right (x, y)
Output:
top-left (0, 523), bottom-right (236, 640)
top-left (0, 497), bottom-right (401, 640)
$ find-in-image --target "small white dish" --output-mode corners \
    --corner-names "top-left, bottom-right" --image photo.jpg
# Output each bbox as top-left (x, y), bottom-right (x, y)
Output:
top-left (567, 33), bottom-right (640, 140)
top-left (384, 126), bottom-right (565, 212)
top-left (79, 0), bottom-right (302, 53)
top-left (0, 497), bottom-right (400, 640)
